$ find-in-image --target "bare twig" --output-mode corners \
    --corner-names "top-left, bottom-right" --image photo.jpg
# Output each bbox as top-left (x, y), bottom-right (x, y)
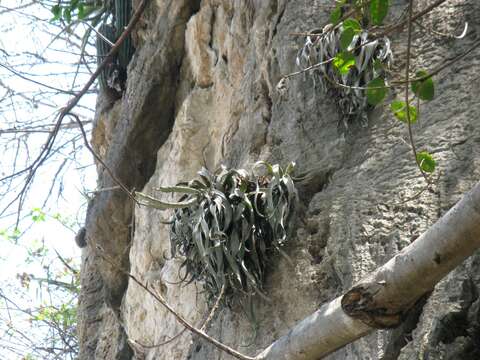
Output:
top-left (415, 20), bottom-right (469, 39)
top-left (131, 283), bottom-right (225, 349)
top-left (70, 113), bottom-right (136, 203)
top-left (0, 63), bottom-right (75, 95)
top-left (54, 248), bottom-right (79, 276)
top-left (0, 0), bottom-right (147, 223)
top-left (200, 284), bottom-right (225, 333)
top-left (131, 328), bottom-right (187, 349)
top-left (95, 245), bottom-right (254, 360)
top-left (404, 0), bottom-right (429, 182)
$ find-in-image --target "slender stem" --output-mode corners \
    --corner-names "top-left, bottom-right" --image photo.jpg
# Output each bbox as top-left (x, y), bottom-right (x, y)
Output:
top-left (404, 0), bottom-right (428, 181)
top-left (95, 247), bottom-right (255, 360)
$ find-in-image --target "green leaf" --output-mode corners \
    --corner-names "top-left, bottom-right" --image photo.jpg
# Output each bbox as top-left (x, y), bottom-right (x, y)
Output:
top-left (82, 5), bottom-right (99, 19)
top-left (3, 228), bottom-right (21, 242)
top-left (411, 70), bottom-right (434, 101)
top-left (333, 51), bottom-right (356, 75)
top-left (391, 100), bottom-right (417, 123)
top-left (366, 77), bottom-right (387, 105)
top-left (370, 0), bottom-right (389, 25)
top-left (63, 8), bottom-right (72, 23)
top-left (31, 208), bottom-right (46, 223)
top-left (416, 151), bottom-right (436, 173)
top-left (343, 18), bottom-right (362, 33)
top-left (330, 6), bottom-right (342, 24)
top-left (135, 192), bottom-right (198, 209)
top-left (340, 19), bottom-right (361, 51)
top-left (340, 27), bottom-right (355, 50)
top-left (156, 185), bottom-right (202, 195)
top-left (373, 59), bottom-right (384, 72)
top-left (78, 3), bottom-right (86, 19)
top-left (51, 5), bottom-right (61, 20)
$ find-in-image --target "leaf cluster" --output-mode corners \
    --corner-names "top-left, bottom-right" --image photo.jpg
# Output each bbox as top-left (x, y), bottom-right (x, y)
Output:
top-left (330, 0), bottom-right (390, 26)
top-left (297, 21), bottom-right (392, 123)
top-left (296, 0), bottom-right (438, 174)
top-left (138, 162), bottom-right (298, 304)
top-left (50, 0), bottom-right (103, 24)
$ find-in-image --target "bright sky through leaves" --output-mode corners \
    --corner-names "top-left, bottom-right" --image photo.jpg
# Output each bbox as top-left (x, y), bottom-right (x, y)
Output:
top-left (0, 1), bottom-right (97, 358)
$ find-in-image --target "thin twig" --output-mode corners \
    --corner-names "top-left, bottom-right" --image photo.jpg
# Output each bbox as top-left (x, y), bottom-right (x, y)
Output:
top-left (1, 0), bottom-right (148, 223)
top-left (415, 20), bottom-right (469, 40)
top-left (94, 246), bottom-right (255, 360)
top-left (280, 0), bottom-right (451, 86)
top-left (132, 283), bottom-right (225, 349)
top-left (200, 284), bottom-right (225, 333)
top-left (129, 328), bottom-right (187, 349)
top-left (87, 186), bottom-right (122, 194)
top-left (0, 63), bottom-right (76, 95)
top-left (404, 0), bottom-right (429, 182)
top-left (70, 113), bottom-right (137, 203)
top-left (54, 248), bottom-right (79, 276)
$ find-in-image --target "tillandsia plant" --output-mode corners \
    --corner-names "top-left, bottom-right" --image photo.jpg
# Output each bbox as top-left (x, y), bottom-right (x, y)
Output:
top-left (296, 20), bottom-right (393, 124)
top-left (294, 0), bottom-right (442, 176)
top-left (135, 162), bottom-right (298, 305)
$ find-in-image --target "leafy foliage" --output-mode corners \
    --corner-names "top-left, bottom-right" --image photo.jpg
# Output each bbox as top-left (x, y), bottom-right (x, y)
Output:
top-left (416, 151), bottom-right (436, 173)
top-left (412, 70), bottom-right (435, 101)
top-left (296, 21), bottom-right (392, 123)
top-left (369, 0), bottom-right (390, 25)
top-left (391, 100), bottom-right (417, 124)
top-left (366, 77), bottom-right (387, 105)
top-left (136, 162), bottom-right (298, 304)
top-left (50, 0), bottom-right (103, 23)
top-left (1, 235), bottom-right (80, 359)
top-left (294, 0), bottom-right (441, 177)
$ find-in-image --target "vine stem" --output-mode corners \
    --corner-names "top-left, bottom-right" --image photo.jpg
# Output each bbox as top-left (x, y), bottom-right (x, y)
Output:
top-left (129, 284), bottom-right (225, 349)
top-left (404, 0), bottom-right (429, 182)
top-left (279, 0), bottom-right (467, 92)
top-left (95, 246), bottom-right (255, 360)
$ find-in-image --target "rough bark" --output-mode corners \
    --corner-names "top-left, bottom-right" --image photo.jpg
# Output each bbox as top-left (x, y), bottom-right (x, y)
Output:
top-left (78, 0), bottom-right (480, 359)
top-left (256, 182), bottom-right (480, 360)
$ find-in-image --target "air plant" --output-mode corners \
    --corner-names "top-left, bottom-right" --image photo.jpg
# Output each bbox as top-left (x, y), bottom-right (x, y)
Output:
top-left (135, 162), bottom-right (298, 304)
top-left (296, 22), bottom-right (393, 123)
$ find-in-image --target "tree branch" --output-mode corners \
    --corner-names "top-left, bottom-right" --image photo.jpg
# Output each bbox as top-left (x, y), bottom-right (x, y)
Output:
top-left (0, 0), bottom-right (148, 223)
top-left (256, 182), bottom-right (480, 359)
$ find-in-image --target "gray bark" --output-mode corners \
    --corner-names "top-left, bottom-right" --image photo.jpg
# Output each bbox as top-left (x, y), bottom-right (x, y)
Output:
top-left (257, 182), bottom-right (480, 359)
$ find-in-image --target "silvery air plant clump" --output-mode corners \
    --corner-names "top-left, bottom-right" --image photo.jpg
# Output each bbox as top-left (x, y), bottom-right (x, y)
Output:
top-left (136, 162), bottom-right (298, 304)
top-left (296, 21), bottom-right (393, 124)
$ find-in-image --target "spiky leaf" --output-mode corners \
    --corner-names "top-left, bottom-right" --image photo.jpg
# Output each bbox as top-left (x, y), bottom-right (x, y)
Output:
top-left (166, 162), bottom-right (298, 307)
